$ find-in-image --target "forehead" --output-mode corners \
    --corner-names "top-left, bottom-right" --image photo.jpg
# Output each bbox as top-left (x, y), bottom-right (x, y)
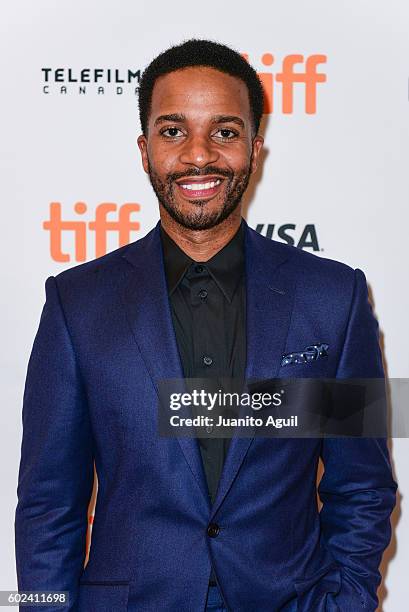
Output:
top-left (149, 66), bottom-right (251, 121)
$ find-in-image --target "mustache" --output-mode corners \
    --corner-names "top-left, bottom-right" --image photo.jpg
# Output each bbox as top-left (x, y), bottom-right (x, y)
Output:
top-left (167, 166), bottom-right (234, 182)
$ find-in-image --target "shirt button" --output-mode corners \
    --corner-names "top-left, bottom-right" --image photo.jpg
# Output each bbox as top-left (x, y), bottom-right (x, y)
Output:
top-left (203, 356), bottom-right (213, 366)
top-left (206, 425), bottom-right (213, 434)
top-left (198, 289), bottom-right (208, 299)
top-left (207, 523), bottom-right (220, 538)
top-left (195, 265), bottom-right (204, 273)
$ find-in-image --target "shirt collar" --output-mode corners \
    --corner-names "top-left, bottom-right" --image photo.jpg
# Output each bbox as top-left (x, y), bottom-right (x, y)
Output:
top-left (160, 220), bottom-right (245, 303)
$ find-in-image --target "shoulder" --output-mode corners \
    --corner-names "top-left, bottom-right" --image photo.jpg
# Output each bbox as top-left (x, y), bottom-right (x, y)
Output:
top-left (248, 225), bottom-right (358, 285)
top-left (52, 226), bottom-right (154, 290)
top-left (45, 228), bottom-right (156, 314)
top-left (54, 242), bottom-right (129, 282)
top-left (246, 226), bottom-right (366, 318)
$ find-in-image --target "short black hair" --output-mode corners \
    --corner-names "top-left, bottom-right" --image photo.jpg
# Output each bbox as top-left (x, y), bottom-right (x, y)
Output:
top-left (138, 39), bottom-right (264, 136)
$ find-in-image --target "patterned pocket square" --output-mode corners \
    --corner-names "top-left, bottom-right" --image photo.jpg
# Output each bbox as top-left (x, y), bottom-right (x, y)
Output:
top-left (281, 343), bottom-right (329, 367)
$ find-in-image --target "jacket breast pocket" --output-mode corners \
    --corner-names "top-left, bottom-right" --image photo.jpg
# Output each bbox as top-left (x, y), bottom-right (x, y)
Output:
top-left (77, 582), bottom-right (129, 612)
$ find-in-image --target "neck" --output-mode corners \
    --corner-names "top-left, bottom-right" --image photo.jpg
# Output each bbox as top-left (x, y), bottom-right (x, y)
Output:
top-left (159, 206), bottom-right (243, 262)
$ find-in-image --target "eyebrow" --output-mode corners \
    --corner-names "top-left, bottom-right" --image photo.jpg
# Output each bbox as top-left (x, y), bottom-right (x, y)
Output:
top-left (154, 113), bottom-right (186, 126)
top-left (153, 113), bottom-right (245, 129)
top-left (212, 115), bottom-right (245, 129)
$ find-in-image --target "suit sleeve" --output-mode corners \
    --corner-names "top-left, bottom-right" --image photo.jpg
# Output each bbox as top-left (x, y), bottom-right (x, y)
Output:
top-left (15, 275), bottom-right (95, 611)
top-left (318, 268), bottom-right (397, 611)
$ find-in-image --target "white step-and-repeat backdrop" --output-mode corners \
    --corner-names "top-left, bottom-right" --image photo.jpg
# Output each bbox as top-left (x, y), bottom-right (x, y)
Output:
top-left (1, 1), bottom-right (408, 609)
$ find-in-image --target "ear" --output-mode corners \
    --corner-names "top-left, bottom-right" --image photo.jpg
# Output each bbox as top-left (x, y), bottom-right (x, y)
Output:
top-left (250, 135), bottom-right (264, 174)
top-left (137, 134), bottom-right (149, 174)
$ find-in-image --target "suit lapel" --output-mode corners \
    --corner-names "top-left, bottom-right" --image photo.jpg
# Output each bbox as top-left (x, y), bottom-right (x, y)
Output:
top-left (119, 222), bottom-right (210, 505)
top-left (210, 221), bottom-right (297, 517)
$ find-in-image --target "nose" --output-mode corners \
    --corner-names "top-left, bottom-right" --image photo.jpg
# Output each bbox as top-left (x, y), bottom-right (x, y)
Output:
top-left (178, 133), bottom-right (219, 168)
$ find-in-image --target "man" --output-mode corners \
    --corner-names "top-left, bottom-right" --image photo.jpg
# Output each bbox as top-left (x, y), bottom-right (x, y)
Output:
top-left (15, 39), bottom-right (396, 611)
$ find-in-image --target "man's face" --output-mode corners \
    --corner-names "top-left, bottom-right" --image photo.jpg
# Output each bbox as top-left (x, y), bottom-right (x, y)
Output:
top-left (137, 66), bottom-right (264, 230)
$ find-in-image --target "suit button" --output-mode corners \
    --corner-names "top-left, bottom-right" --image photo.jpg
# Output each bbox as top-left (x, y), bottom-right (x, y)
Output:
top-left (207, 523), bottom-right (220, 538)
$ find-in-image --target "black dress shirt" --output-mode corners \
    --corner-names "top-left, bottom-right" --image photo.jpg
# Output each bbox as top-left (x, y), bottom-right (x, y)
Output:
top-left (160, 221), bottom-right (246, 583)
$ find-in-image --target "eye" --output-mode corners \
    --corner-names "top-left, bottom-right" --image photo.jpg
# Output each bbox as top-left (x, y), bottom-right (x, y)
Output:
top-left (160, 126), bottom-right (184, 138)
top-left (214, 128), bottom-right (239, 140)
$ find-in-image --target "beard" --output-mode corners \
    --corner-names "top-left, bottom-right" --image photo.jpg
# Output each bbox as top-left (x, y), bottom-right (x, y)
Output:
top-left (147, 161), bottom-right (252, 231)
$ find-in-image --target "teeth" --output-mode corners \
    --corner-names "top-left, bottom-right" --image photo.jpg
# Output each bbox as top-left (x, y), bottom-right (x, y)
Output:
top-left (180, 179), bottom-right (221, 191)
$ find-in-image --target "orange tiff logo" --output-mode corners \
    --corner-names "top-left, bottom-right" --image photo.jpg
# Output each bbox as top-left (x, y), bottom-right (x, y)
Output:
top-left (43, 202), bottom-right (140, 262)
top-left (244, 53), bottom-right (327, 114)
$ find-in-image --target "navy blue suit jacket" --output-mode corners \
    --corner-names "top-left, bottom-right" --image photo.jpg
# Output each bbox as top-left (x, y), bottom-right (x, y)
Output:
top-left (15, 219), bottom-right (397, 611)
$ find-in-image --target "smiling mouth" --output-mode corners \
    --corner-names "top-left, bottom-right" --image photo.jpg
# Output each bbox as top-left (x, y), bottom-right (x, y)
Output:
top-left (175, 177), bottom-right (224, 199)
